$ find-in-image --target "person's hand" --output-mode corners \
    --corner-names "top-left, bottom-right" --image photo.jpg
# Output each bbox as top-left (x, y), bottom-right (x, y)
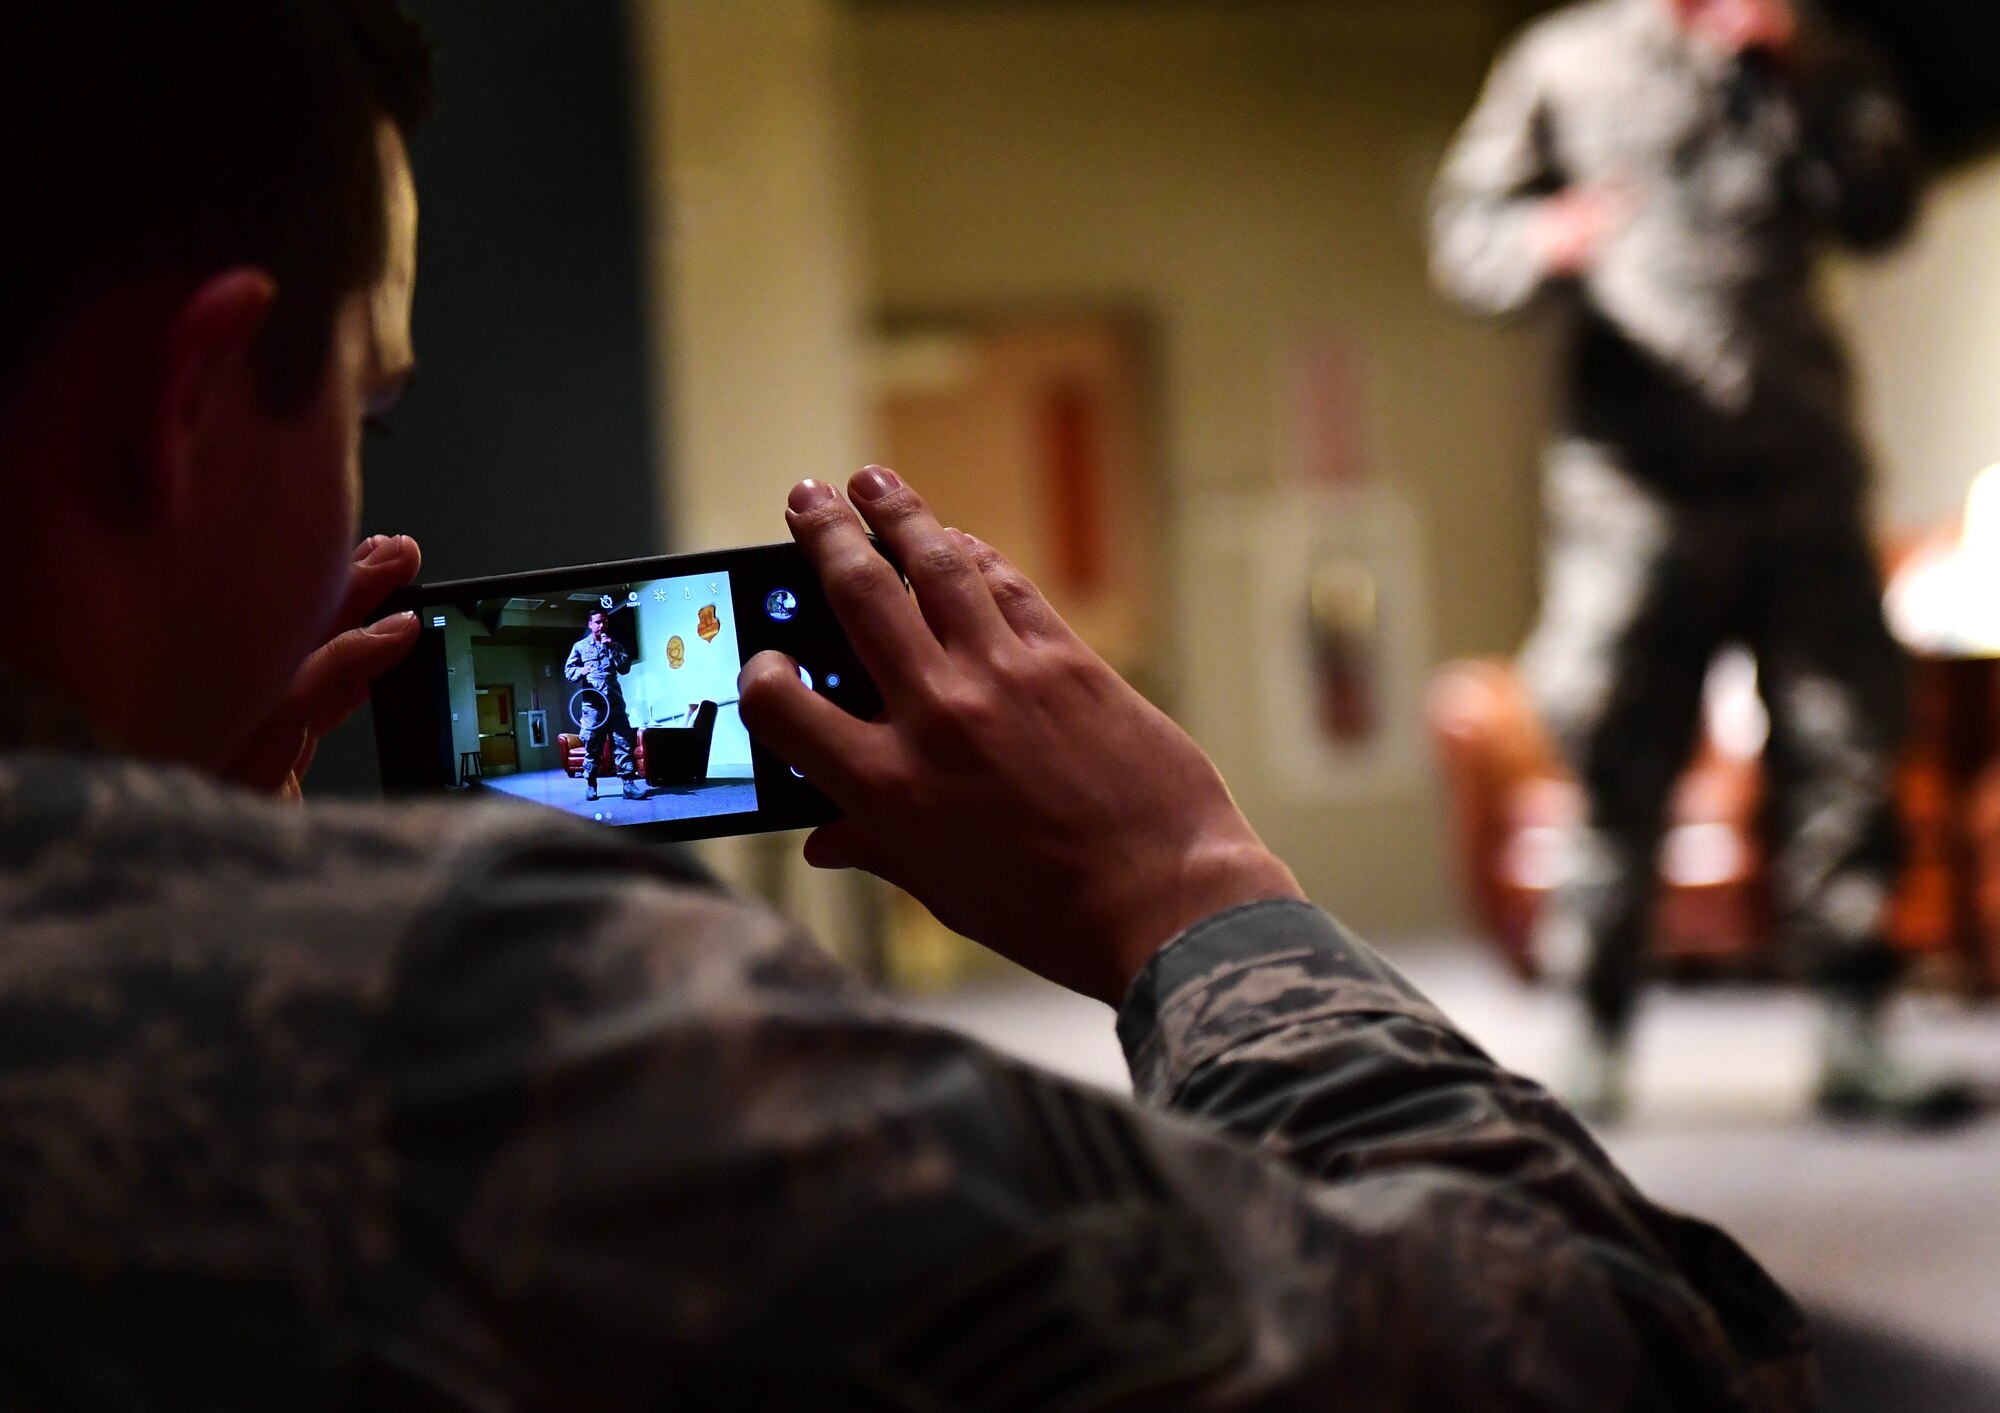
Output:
top-left (224, 534), bottom-right (423, 801)
top-left (738, 468), bottom-right (1305, 1006)
top-left (1532, 184), bottom-right (1635, 279)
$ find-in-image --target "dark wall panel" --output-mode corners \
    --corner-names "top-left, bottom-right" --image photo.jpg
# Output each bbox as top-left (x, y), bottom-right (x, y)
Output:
top-left (314, 0), bottom-right (665, 795)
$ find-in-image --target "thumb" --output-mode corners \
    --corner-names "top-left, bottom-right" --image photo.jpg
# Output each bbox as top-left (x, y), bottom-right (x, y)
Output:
top-left (225, 720), bottom-right (313, 797)
top-left (803, 819), bottom-right (969, 937)
top-left (804, 816), bottom-right (976, 936)
top-left (738, 651), bottom-right (878, 803)
top-left (297, 613), bottom-right (422, 734)
top-left (804, 817), bottom-right (898, 873)
top-left (223, 613), bottom-right (420, 795)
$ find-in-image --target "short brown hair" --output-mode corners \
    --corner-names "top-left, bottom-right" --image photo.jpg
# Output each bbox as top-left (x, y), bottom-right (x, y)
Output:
top-left (0, 0), bottom-right (434, 411)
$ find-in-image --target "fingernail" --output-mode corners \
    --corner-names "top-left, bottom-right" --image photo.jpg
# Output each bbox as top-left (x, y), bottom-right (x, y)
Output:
top-left (851, 465), bottom-right (903, 503)
top-left (946, 527), bottom-right (971, 548)
top-left (359, 535), bottom-right (407, 567)
top-left (367, 611), bottom-right (418, 637)
top-left (789, 480), bottom-right (838, 514)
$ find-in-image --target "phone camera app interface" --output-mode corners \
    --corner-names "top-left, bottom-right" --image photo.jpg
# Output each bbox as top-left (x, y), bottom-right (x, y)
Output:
top-left (423, 571), bottom-right (757, 827)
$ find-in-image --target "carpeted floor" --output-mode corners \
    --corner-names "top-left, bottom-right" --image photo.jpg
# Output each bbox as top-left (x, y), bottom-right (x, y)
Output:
top-left (474, 768), bottom-right (757, 825)
top-left (901, 940), bottom-right (2000, 1408)
top-left (1811, 1311), bottom-right (2000, 1412)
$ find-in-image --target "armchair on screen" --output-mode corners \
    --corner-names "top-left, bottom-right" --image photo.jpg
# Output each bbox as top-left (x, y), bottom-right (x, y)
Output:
top-left (558, 732), bottom-right (649, 780)
top-left (640, 701), bottom-right (720, 789)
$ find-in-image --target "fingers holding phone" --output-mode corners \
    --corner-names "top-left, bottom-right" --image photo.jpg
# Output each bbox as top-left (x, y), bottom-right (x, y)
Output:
top-left (226, 534), bottom-right (424, 799)
top-left (740, 469), bottom-right (1304, 1005)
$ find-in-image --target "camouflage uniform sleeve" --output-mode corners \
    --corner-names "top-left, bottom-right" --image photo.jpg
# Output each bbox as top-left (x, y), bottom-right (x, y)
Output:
top-left (1791, 31), bottom-right (1923, 252)
top-left (563, 641), bottom-right (587, 682)
top-left (369, 847), bottom-right (1813, 1411)
top-left (1117, 900), bottom-right (1816, 1410)
top-left (1430, 31), bottom-right (1563, 319)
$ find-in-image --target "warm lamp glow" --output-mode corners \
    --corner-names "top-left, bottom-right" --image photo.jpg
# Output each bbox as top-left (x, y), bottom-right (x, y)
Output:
top-left (1965, 464), bottom-right (2000, 562)
top-left (1956, 465), bottom-right (2000, 654)
top-left (1884, 463), bottom-right (2000, 657)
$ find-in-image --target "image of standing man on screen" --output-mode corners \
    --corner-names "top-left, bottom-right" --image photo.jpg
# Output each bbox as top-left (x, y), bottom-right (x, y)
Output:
top-left (567, 607), bottom-right (642, 802)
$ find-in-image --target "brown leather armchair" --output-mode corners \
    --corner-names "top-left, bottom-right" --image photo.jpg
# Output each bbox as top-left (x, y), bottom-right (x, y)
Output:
top-left (1427, 651), bottom-right (1998, 986)
top-left (1426, 660), bottom-right (1769, 979)
top-left (1973, 764), bottom-right (2000, 988)
top-left (559, 731), bottom-right (647, 780)
top-left (1429, 524), bottom-right (2000, 983)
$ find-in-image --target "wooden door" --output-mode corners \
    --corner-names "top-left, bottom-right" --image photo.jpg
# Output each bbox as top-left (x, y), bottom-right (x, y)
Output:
top-left (477, 685), bottom-right (520, 773)
top-left (873, 316), bottom-right (1159, 680)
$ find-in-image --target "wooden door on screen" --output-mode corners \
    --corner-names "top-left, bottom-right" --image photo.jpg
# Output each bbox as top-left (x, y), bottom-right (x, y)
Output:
top-left (476, 684), bottom-right (520, 773)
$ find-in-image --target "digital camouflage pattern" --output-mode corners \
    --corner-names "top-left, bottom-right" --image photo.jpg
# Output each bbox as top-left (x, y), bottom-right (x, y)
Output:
top-left (1431, 0), bottom-right (1918, 1033)
top-left (564, 633), bottom-right (634, 701)
top-left (565, 632), bottom-right (637, 784)
top-left (0, 675), bottom-right (1812, 1409)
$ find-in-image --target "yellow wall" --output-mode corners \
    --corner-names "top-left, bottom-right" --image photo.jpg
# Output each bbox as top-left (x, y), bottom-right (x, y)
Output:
top-left (851, 1), bottom-right (1548, 936)
top-left (633, 0), bottom-right (870, 554)
top-left (631, 0), bottom-right (882, 952)
top-left (1841, 154), bottom-right (2000, 531)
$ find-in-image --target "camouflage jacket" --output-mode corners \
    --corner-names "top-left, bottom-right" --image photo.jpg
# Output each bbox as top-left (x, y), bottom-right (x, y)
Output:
top-left (1431, 0), bottom-right (1918, 420)
top-left (564, 634), bottom-right (633, 698)
top-left (0, 696), bottom-right (1812, 1408)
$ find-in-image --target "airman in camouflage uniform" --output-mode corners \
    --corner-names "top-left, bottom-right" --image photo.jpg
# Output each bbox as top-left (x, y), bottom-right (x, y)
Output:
top-left (1430, 0), bottom-right (1940, 1118)
top-left (0, 669), bottom-right (1812, 1409)
top-left (565, 613), bottom-right (640, 799)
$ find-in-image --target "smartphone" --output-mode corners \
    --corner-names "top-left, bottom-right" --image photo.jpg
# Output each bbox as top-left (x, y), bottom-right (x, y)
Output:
top-left (369, 542), bottom-right (883, 842)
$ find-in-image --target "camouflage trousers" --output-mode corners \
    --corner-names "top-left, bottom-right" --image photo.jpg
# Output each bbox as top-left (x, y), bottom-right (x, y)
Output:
top-left (581, 703), bottom-right (639, 784)
top-left (1523, 439), bottom-right (1910, 1036)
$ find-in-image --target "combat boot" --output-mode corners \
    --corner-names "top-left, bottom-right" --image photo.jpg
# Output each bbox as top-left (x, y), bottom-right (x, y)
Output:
top-left (586, 781), bottom-right (598, 801)
top-left (622, 778), bottom-right (645, 801)
top-left (1562, 1020), bottom-right (1631, 1125)
top-left (1815, 997), bottom-right (1978, 1128)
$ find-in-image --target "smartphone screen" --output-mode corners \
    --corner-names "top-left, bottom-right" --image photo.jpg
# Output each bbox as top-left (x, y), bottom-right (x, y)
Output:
top-left (370, 543), bottom-right (882, 842)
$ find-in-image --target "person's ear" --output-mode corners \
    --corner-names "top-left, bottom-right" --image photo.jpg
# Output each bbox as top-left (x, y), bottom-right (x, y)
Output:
top-left (150, 268), bottom-right (279, 524)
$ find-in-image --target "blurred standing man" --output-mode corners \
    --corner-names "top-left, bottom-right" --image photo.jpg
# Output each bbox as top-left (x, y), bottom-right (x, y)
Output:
top-left (566, 608), bottom-right (641, 801)
top-left (1432, 0), bottom-right (1959, 1120)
